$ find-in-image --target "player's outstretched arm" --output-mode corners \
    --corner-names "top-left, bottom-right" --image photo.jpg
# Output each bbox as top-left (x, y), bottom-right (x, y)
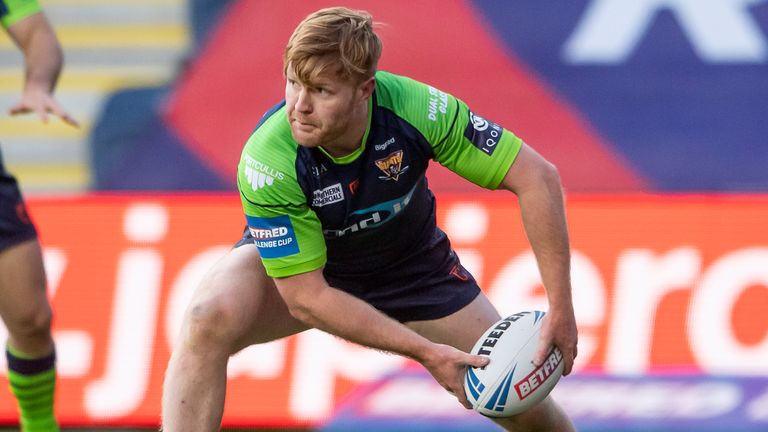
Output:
top-left (274, 268), bottom-right (489, 408)
top-left (499, 143), bottom-right (578, 375)
top-left (5, 12), bottom-right (78, 126)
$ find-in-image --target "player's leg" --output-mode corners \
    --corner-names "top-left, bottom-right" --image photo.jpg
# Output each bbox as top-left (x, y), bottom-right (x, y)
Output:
top-left (0, 239), bottom-right (58, 432)
top-left (405, 292), bottom-right (575, 432)
top-left (161, 243), bottom-right (309, 432)
top-left (0, 168), bottom-right (58, 432)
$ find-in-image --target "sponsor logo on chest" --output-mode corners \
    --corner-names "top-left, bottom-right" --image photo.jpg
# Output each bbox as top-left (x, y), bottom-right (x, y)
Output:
top-left (375, 137), bottom-right (396, 151)
top-left (312, 183), bottom-right (345, 207)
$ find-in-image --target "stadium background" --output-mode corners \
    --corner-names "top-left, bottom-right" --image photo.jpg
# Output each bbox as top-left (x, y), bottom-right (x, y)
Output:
top-left (1, 0), bottom-right (767, 430)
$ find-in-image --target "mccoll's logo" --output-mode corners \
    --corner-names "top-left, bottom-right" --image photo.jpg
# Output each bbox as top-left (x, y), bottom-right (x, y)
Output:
top-left (464, 111), bottom-right (503, 156)
top-left (470, 112), bottom-right (490, 131)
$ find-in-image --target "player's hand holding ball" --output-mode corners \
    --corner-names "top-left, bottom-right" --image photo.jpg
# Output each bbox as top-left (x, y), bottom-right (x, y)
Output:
top-left (464, 311), bottom-right (565, 417)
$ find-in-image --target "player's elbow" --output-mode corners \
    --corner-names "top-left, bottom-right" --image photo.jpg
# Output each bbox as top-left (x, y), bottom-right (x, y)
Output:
top-left (523, 158), bottom-right (563, 197)
top-left (540, 160), bottom-right (563, 191)
top-left (284, 299), bottom-right (315, 324)
top-left (281, 290), bottom-right (320, 325)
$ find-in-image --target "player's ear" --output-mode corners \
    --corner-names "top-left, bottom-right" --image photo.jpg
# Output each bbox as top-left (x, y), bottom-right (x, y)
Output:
top-left (358, 76), bottom-right (376, 99)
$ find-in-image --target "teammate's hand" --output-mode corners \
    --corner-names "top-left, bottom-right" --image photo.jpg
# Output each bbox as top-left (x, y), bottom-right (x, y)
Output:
top-left (534, 309), bottom-right (578, 375)
top-left (10, 86), bottom-right (79, 128)
top-left (420, 343), bottom-right (489, 409)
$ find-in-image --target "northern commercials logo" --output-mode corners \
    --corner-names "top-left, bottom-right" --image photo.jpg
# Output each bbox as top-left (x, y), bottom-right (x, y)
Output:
top-left (246, 214), bottom-right (299, 258)
top-left (312, 183), bottom-right (344, 207)
top-left (375, 150), bottom-right (409, 181)
top-left (244, 155), bottom-right (285, 191)
top-left (464, 111), bottom-right (503, 156)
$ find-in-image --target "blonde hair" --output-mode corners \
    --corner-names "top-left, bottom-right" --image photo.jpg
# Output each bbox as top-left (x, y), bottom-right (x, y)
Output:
top-left (284, 7), bottom-right (382, 84)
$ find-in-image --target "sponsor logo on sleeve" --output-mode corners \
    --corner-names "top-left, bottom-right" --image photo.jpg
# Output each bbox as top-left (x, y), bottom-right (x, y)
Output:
top-left (426, 86), bottom-right (449, 121)
top-left (464, 111), bottom-right (503, 156)
top-left (245, 215), bottom-right (299, 258)
top-left (243, 155), bottom-right (285, 191)
top-left (312, 183), bottom-right (344, 207)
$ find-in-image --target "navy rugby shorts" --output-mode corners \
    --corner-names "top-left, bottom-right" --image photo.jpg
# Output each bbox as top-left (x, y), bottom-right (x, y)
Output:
top-left (0, 151), bottom-right (37, 252)
top-left (235, 226), bottom-right (480, 323)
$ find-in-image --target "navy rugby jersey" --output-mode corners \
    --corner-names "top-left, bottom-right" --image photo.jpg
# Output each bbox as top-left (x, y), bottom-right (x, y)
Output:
top-left (238, 71), bottom-right (522, 279)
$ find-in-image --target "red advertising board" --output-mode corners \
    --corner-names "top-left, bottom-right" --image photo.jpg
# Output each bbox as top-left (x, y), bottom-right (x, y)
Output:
top-left (0, 194), bottom-right (766, 427)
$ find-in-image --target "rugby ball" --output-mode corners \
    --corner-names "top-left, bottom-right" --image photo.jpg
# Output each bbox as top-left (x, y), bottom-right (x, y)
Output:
top-left (464, 310), bottom-right (564, 417)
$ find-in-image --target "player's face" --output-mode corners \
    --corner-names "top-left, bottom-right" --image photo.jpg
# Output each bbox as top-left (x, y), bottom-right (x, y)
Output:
top-left (285, 66), bottom-right (373, 154)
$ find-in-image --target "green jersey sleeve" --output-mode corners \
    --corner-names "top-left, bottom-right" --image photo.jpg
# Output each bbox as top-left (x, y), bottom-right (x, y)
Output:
top-left (375, 71), bottom-right (522, 189)
top-left (0, 0), bottom-right (42, 28)
top-left (237, 109), bottom-right (326, 278)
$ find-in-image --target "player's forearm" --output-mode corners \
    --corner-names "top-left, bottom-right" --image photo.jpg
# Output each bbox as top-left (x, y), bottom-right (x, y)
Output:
top-left (517, 166), bottom-right (573, 310)
top-left (11, 14), bottom-right (63, 93)
top-left (277, 275), bottom-right (434, 362)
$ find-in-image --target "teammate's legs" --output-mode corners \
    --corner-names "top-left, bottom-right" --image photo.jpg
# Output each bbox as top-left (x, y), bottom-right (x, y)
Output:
top-left (1, 162), bottom-right (57, 432)
top-left (161, 244), bottom-right (308, 432)
top-left (406, 293), bottom-right (575, 432)
top-left (0, 239), bottom-right (57, 432)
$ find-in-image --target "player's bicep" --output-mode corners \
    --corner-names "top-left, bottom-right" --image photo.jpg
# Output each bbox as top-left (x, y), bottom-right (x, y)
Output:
top-left (272, 267), bottom-right (328, 308)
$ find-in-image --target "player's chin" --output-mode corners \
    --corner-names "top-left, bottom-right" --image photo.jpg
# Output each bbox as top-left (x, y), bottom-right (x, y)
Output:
top-left (290, 129), bottom-right (321, 148)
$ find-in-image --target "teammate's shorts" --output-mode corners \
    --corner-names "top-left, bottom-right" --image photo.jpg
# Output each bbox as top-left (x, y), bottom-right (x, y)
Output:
top-left (0, 151), bottom-right (38, 252)
top-left (235, 226), bottom-right (480, 323)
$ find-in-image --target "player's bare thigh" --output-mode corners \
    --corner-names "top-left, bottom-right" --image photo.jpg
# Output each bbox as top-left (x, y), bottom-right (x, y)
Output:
top-left (182, 244), bottom-right (309, 353)
top-left (404, 292), bottom-right (501, 353)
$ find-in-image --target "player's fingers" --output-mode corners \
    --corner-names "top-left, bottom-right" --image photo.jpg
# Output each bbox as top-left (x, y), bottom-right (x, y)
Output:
top-left (533, 338), bottom-right (553, 367)
top-left (51, 106), bottom-right (79, 128)
top-left (45, 100), bottom-right (79, 128)
top-left (35, 105), bottom-right (50, 123)
top-left (561, 343), bottom-right (577, 376)
top-left (59, 112), bottom-right (80, 128)
top-left (8, 103), bottom-right (30, 116)
top-left (467, 354), bottom-right (490, 369)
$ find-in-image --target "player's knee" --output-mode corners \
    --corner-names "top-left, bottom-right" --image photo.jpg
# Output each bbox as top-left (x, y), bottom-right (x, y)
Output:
top-left (183, 295), bottom-right (242, 353)
top-left (6, 302), bottom-right (53, 342)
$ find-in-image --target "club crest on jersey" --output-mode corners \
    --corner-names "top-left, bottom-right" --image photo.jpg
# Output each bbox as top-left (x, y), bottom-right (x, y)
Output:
top-left (375, 150), bottom-right (409, 181)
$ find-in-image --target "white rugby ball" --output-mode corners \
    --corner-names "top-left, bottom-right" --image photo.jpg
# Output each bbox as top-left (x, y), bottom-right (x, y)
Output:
top-left (464, 310), bottom-right (564, 417)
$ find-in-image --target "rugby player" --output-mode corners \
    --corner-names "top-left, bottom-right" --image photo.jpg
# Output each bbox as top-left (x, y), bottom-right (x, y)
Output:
top-left (162, 7), bottom-right (577, 431)
top-left (1, 0), bottom-right (76, 430)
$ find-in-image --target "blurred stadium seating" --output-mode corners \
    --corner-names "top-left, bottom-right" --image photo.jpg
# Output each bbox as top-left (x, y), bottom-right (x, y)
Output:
top-left (0, 0), bottom-right (190, 194)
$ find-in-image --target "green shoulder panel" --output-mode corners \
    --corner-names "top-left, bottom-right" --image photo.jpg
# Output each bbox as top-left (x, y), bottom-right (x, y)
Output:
top-left (237, 107), bottom-right (326, 278)
top-left (375, 71), bottom-right (522, 189)
top-left (0, 0), bottom-right (42, 28)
